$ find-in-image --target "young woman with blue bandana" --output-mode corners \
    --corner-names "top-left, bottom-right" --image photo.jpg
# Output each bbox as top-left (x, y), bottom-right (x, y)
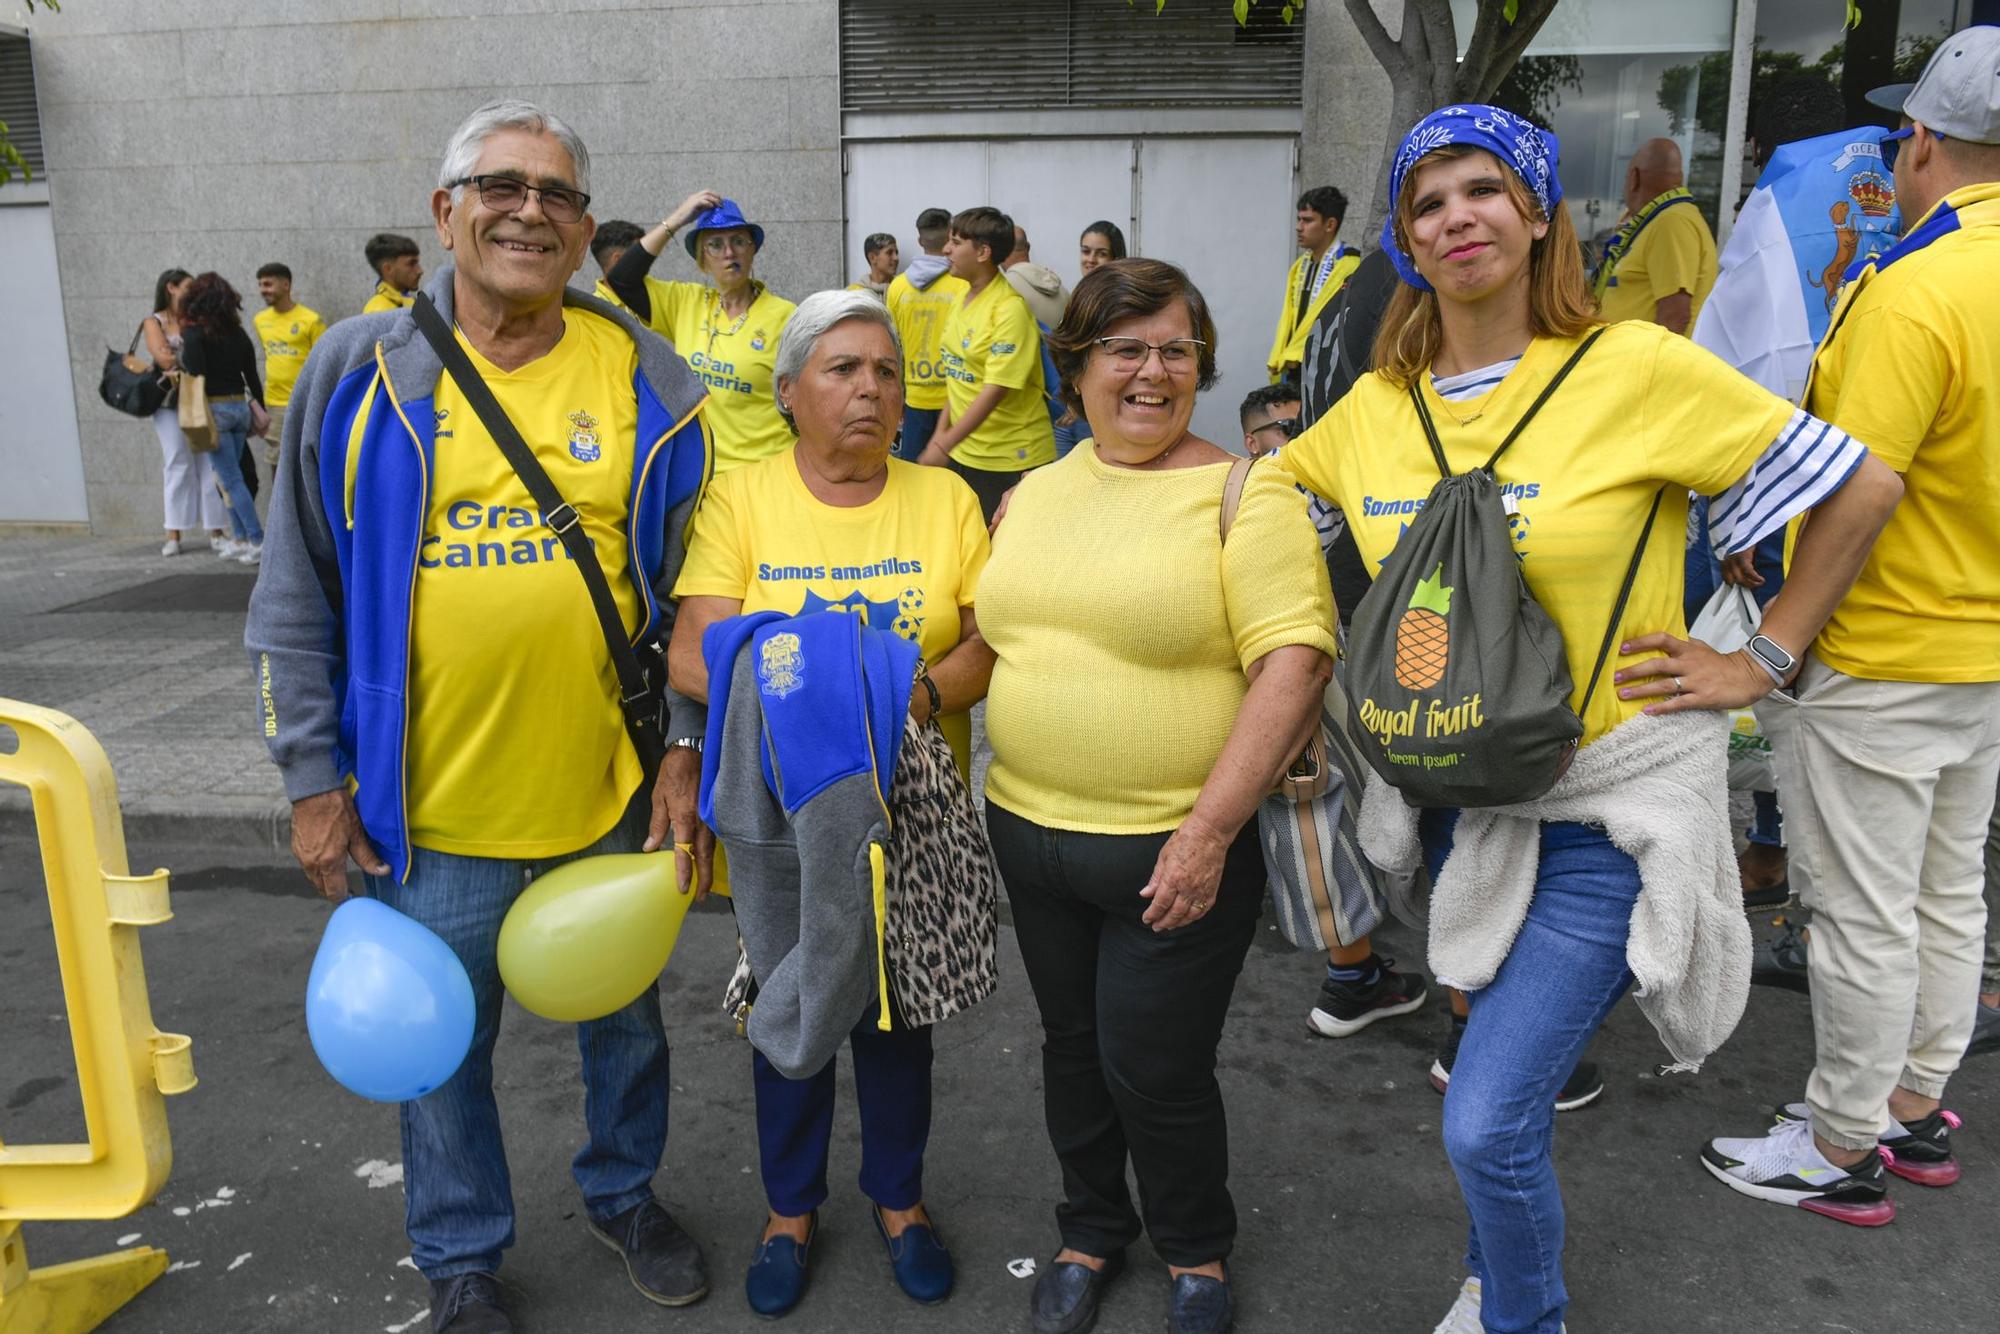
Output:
top-left (1278, 106), bottom-right (1904, 1333)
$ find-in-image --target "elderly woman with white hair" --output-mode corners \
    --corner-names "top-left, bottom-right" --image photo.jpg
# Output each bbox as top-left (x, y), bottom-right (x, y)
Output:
top-left (669, 289), bottom-right (995, 1319)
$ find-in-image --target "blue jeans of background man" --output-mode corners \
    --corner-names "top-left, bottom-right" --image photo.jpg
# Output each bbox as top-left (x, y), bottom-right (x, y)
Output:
top-left (1420, 811), bottom-right (1642, 1334)
top-left (898, 405), bottom-right (940, 463)
top-left (366, 798), bottom-right (670, 1279)
top-left (1053, 413), bottom-right (1089, 459)
top-left (1744, 528), bottom-right (1788, 849)
top-left (208, 399), bottom-right (263, 544)
top-left (751, 1001), bottom-right (932, 1217)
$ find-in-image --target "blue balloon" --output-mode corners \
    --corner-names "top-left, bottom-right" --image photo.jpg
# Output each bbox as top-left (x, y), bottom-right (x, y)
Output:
top-left (306, 898), bottom-right (475, 1103)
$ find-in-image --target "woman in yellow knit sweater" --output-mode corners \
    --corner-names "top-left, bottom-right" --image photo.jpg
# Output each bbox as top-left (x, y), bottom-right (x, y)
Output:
top-left (976, 260), bottom-right (1336, 1334)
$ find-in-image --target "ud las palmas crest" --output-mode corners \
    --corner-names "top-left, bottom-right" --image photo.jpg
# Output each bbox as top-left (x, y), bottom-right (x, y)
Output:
top-left (568, 409), bottom-right (602, 462)
top-left (799, 589), bottom-right (927, 643)
top-left (759, 632), bottom-right (805, 699)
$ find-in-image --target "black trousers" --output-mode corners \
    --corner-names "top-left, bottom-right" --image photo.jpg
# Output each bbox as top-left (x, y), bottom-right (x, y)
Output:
top-left (945, 458), bottom-right (1026, 525)
top-left (986, 802), bottom-right (1263, 1266)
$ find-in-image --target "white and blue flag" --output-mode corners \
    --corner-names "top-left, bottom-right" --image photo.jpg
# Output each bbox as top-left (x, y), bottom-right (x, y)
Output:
top-left (1693, 127), bottom-right (1903, 403)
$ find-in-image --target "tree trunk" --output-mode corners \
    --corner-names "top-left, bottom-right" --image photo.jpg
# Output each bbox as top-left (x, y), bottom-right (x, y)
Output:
top-left (1345, 0), bottom-right (1566, 239)
top-left (1841, 0), bottom-right (1902, 126)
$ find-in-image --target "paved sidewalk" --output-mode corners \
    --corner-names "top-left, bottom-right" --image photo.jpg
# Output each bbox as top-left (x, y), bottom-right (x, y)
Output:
top-left (0, 533), bottom-right (289, 865)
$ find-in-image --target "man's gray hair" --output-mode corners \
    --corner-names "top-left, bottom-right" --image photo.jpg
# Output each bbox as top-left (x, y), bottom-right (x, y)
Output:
top-left (438, 99), bottom-right (591, 196)
top-left (772, 290), bottom-right (902, 434)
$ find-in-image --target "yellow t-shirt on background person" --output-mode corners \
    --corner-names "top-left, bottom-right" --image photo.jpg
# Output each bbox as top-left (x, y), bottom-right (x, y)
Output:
top-left (977, 448), bottom-right (1337, 833)
top-left (405, 309), bottom-right (644, 857)
top-left (643, 281), bottom-right (796, 474)
top-left (938, 278), bottom-right (1055, 473)
top-left (675, 452), bottom-right (989, 770)
top-left (1597, 203), bottom-right (1719, 329)
top-left (1801, 183), bottom-right (2000, 684)
top-left (885, 270), bottom-right (969, 411)
top-left (362, 280), bottom-right (413, 314)
top-left (252, 304), bottom-right (326, 408)
top-left (1280, 321), bottom-right (1794, 744)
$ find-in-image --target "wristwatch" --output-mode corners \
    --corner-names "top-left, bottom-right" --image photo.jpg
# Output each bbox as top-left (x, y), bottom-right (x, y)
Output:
top-left (668, 735), bottom-right (702, 755)
top-left (1745, 633), bottom-right (1798, 685)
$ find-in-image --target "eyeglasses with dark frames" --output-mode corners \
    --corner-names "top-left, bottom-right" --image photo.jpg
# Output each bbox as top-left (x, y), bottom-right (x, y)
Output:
top-left (450, 174), bottom-right (591, 224)
top-left (1091, 335), bottom-right (1207, 368)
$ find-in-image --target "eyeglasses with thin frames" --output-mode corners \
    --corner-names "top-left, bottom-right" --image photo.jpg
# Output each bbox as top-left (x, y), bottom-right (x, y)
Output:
top-left (701, 233), bottom-right (756, 255)
top-left (1092, 336), bottom-right (1207, 369)
top-left (450, 174), bottom-right (591, 224)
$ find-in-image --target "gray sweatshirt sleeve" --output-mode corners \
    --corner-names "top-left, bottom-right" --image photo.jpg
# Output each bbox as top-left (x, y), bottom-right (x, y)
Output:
top-left (244, 325), bottom-right (368, 801)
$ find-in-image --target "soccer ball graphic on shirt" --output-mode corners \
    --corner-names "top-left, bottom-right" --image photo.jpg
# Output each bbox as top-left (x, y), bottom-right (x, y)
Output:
top-left (893, 587), bottom-right (926, 641)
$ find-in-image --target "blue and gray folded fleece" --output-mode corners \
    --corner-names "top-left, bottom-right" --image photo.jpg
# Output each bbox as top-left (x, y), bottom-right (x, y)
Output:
top-left (698, 609), bottom-right (918, 1080)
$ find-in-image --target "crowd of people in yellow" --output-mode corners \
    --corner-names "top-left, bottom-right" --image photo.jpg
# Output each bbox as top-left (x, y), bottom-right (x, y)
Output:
top-left (198, 25), bottom-right (2000, 1334)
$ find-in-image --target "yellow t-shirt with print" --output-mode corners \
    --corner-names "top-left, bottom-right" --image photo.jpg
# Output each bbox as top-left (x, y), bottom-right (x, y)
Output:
top-left (1280, 321), bottom-right (1794, 745)
top-left (1802, 183), bottom-right (2000, 683)
top-left (406, 309), bottom-right (645, 857)
top-left (674, 452), bottom-right (990, 772)
top-left (252, 303), bottom-right (326, 407)
top-left (646, 281), bottom-right (796, 474)
top-left (885, 270), bottom-right (969, 411)
top-left (939, 278), bottom-right (1055, 473)
top-left (1598, 203), bottom-right (1718, 330)
top-left (362, 281), bottom-right (413, 314)
top-left (978, 448), bottom-right (1337, 833)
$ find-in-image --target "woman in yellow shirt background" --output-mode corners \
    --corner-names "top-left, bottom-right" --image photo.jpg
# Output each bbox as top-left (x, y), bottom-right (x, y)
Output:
top-left (976, 259), bottom-right (1336, 1334)
top-left (608, 191), bottom-right (798, 473)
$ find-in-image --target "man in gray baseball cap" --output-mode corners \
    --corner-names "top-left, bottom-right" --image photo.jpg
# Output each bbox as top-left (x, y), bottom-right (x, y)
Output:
top-left (1702, 25), bottom-right (2000, 1224)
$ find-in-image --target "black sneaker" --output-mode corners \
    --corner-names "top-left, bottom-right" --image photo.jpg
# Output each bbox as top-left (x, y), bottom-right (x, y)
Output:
top-left (1307, 958), bottom-right (1428, 1037)
top-left (1750, 922), bottom-right (1810, 993)
top-left (1429, 1024), bottom-right (1604, 1112)
top-left (588, 1197), bottom-right (710, 1307)
top-left (430, 1272), bottom-right (512, 1334)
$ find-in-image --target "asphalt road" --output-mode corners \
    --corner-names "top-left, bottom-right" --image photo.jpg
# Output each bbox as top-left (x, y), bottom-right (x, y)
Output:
top-left (4, 847), bottom-right (1994, 1334)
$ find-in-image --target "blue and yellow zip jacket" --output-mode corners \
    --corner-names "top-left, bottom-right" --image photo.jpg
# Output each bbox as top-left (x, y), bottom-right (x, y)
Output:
top-left (245, 266), bottom-right (712, 882)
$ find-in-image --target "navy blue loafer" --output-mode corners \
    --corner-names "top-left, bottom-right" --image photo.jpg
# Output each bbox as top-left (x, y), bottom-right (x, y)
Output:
top-left (744, 1213), bottom-right (814, 1319)
top-left (1031, 1250), bottom-right (1125, 1334)
top-left (873, 1205), bottom-right (954, 1304)
top-left (1166, 1267), bottom-right (1234, 1334)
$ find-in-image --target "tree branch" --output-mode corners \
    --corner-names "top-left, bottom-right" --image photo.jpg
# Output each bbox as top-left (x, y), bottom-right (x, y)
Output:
top-left (1458, 0), bottom-right (1563, 102)
top-left (1344, 0), bottom-right (1410, 77)
top-left (1410, 0), bottom-right (1459, 105)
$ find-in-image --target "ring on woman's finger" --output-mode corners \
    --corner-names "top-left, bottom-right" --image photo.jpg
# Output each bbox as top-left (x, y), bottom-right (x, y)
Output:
top-left (1672, 676), bottom-right (1685, 695)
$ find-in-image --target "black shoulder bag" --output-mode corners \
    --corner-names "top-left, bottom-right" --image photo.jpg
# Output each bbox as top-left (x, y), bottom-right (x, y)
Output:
top-left (411, 293), bottom-right (669, 777)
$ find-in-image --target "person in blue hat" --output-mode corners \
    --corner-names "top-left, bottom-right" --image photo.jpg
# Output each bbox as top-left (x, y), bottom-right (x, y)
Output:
top-left (608, 191), bottom-right (798, 473)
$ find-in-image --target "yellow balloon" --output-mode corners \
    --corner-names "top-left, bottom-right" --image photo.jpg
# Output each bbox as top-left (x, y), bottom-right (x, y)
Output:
top-left (497, 853), bottom-right (695, 1022)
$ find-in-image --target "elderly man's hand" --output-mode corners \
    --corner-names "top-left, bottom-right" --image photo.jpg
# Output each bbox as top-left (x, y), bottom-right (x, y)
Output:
top-left (291, 789), bottom-right (388, 902)
top-left (646, 746), bottom-right (715, 901)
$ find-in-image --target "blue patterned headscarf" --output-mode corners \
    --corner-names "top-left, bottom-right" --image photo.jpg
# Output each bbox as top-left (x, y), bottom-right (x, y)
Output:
top-left (1380, 105), bottom-right (1564, 291)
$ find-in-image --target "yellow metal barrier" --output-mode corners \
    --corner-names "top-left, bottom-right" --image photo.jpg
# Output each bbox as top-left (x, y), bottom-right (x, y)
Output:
top-left (0, 700), bottom-right (194, 1333)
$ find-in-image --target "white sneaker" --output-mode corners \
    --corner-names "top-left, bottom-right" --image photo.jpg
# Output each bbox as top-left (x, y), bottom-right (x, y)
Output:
top-left (1700, 1115), bottom-right (1895, 1226)
top-left (208, 533), bottom-right (230, 552)
top-left (235, 543), bottom-right (263, 565)
top-left (1432, 1275), bottom-right (1481, 1334)
top-left (216, 539), bottom-right (248, 559)
top-left (161, 537), bottom-right (189, 556)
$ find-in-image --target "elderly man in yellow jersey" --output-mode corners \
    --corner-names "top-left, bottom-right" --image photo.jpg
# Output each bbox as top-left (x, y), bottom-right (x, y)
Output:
top-left (1267, 185), bottom-right (1359, 382)
top-left (1702, 28), bottom-right (2000, 1221)
top-left (361, 232), bottom-right (423, 312)
top-left (251, 262), bottom-right (324, 469)
top-left (885, 206), bottom-right (967, 462)
top-left (1593, 139), bottom-right (1717, 334)
top-left (915, 205), bottom-right (1055, 521)
top-left (247, 100), bottom-right (715, 1331)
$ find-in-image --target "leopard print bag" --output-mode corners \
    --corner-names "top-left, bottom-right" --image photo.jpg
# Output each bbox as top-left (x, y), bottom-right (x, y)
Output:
top-left (721, 713), bottom-right (998, 1031)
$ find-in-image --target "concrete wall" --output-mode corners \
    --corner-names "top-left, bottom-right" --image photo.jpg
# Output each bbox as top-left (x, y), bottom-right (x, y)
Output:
top-left (25, 0), bottom-right (841, 535)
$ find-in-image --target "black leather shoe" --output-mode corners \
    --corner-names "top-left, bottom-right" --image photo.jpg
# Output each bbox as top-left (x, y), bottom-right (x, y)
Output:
top-left (429, 1272), bottom-right (513, 1333)
top-left (1166, 1267), bottom-right (1234, 1334)
top-left (1031, 1250), bottom-right (1125, 1334)
top-left (588, 1197), bottom-right (710, 1307)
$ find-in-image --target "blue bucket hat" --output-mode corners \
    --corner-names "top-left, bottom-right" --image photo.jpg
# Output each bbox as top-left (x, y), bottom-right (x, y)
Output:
top-left (684, 198), bottom-right (766, 258)
top-left (1381, 105), bottom-right (1563, 292)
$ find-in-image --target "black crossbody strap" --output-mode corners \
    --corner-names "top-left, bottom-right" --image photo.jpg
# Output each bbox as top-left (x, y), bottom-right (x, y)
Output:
top-left (1578, 485), bottom-right (1667, 716)
top-left (410, 294), bottom-right (664, 768)
top-left (1406, 382), bottom-right (1453, 478)
top-left (1482, 326), bottom-right (1607, 473)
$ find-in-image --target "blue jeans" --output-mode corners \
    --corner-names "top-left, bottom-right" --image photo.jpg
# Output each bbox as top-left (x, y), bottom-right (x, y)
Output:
top-left (209, 400), bottom-right (263, 543)
top-left (1682, 496), bottom-right (1719, 627)
top-left (898, 406), bottom-right (940, 462)
top-left (751, 1002), bottom-right (932, 1217)
top-left (1421, 812), bottom-right (1641, 1334)
top-left (365, 799), bottom-right (670, 1279)
top-left (1053, 414), bottom-right (1089, 459)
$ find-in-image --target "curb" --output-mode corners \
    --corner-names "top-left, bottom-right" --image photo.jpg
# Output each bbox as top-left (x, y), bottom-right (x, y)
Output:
top-left (0, 796), bottom-right (297, 870)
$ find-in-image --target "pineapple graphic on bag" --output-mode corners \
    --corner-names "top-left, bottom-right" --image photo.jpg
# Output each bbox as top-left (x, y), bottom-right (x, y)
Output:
top-left (1394, 564), bottom-right (1453, 689)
